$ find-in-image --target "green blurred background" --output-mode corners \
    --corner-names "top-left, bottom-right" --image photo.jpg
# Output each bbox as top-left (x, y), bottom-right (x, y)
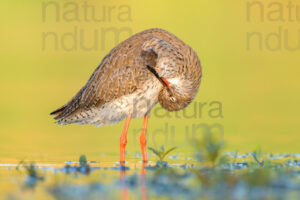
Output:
top-left (0, 0), bottom-right (299, 163)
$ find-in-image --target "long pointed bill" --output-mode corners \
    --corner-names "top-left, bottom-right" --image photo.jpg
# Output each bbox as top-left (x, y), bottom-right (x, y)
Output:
top-left (161, 77), bottom-right (171, 88)
top-left (146, 65), bottom-right (170, 88)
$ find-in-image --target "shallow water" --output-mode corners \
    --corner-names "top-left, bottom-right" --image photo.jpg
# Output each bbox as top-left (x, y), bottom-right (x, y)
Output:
top-left (1, 153), bottom-right (300, 200)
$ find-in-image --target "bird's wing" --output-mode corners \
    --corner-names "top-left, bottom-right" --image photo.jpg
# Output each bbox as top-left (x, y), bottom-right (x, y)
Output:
top-left (51, 38), bottom-right (160, 121)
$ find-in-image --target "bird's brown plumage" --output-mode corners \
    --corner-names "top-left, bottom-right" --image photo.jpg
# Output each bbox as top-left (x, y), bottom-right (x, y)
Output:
top-left (51, 28), bottom-right (202, 125)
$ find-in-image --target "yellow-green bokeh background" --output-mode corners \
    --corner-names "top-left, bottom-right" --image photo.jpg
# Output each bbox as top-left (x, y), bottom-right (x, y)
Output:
top-left (1, 0), bottom-right (299, 163)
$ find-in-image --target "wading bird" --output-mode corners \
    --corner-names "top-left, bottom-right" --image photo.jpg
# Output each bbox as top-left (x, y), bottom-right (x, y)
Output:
top-left (51, 28), bottom-right (202, 164)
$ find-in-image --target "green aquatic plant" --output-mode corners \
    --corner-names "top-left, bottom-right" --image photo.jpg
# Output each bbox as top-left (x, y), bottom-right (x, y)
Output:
top-left (251, 145), bottom-right (264, 167)
top-left (24, 163), bottom-right (44, 188)
top-left (79, 154), bottom-right (88, 167)
top-left (64, 154), bottom-right (91, 174)
top-left (148, 146), bottom-right (177, 162)
top-left (16, 161), bottom-right (44, 188)
top-left (16, 160), bottom-right (43, 179)
top-left (16, 159), bottom-right (25, 171)
top-left (249, 146), bottom-right (273, 169)
top-left (25, 163), bottom-right (39, 178)
top-left (193, 132), bottom-right (228, 168)
top-left (78, 154), bottom-right (90, 174)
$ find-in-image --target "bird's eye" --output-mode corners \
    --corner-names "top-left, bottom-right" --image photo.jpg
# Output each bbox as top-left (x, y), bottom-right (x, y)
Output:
top-left (170, 96), bottom-right (176, 102)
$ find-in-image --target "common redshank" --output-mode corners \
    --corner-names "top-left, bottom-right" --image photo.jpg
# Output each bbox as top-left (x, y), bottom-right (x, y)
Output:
top-left (51, 28), bottom-right (202, 164)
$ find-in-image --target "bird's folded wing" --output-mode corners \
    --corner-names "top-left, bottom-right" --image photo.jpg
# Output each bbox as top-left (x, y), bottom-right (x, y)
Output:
top-left (51, 34), bottom-right (181, 121)
top-left (52, 46), bottom-right (154, 120)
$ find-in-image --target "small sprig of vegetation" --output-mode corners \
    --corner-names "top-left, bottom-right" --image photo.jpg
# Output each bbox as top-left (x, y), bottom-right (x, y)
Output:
top-left (147, 146), bottom-right (177, 168)
top-left (148, 146), bottom-right (177, 162)
top-left (79, 154), bottom-right (88, 167)
top-left (251, 145), bottom-right (264, 167)
top-left (64, 154), bottom-right (90, 174)
top-left (16, 160), bottom-right (44, 188)
top-left (193, 132), bottom-right (228, 168)
top-left (249, 146), bottom-right (274, 169)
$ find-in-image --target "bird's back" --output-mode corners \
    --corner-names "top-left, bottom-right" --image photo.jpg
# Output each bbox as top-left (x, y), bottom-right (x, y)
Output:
top-left (51, 28), bottom-right (195, 126)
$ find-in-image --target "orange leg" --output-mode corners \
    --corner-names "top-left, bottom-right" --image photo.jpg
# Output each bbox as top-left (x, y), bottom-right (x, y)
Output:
top-left (140, 115), bottom-right (149, 163)
top-left (120, 115), bottom-right (132, 164)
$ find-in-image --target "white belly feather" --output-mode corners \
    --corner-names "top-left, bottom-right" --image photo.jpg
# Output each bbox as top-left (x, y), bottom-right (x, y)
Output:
top-left (79, 79), bottom-right (162, 126)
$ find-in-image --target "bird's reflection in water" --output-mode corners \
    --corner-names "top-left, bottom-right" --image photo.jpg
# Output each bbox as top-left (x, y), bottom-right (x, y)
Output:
top-left (120, 163), bottom-right (148, 200)
top-left (140, 162), bottom-right (147, 200)
top-left (120, 165), bottom-right (129, 200)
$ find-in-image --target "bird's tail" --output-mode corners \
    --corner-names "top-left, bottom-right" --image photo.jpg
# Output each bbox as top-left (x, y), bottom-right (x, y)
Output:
top-left (50, 105), bottom-right (66, 118)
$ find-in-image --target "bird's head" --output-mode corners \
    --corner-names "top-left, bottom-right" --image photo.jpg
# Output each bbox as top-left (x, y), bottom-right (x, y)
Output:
top-left (156, 48), bottom-right (202, 111)
top-left (158, 76), bottom-right (200, 111)
top-left (142, 45), bottom-right (202, 112)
